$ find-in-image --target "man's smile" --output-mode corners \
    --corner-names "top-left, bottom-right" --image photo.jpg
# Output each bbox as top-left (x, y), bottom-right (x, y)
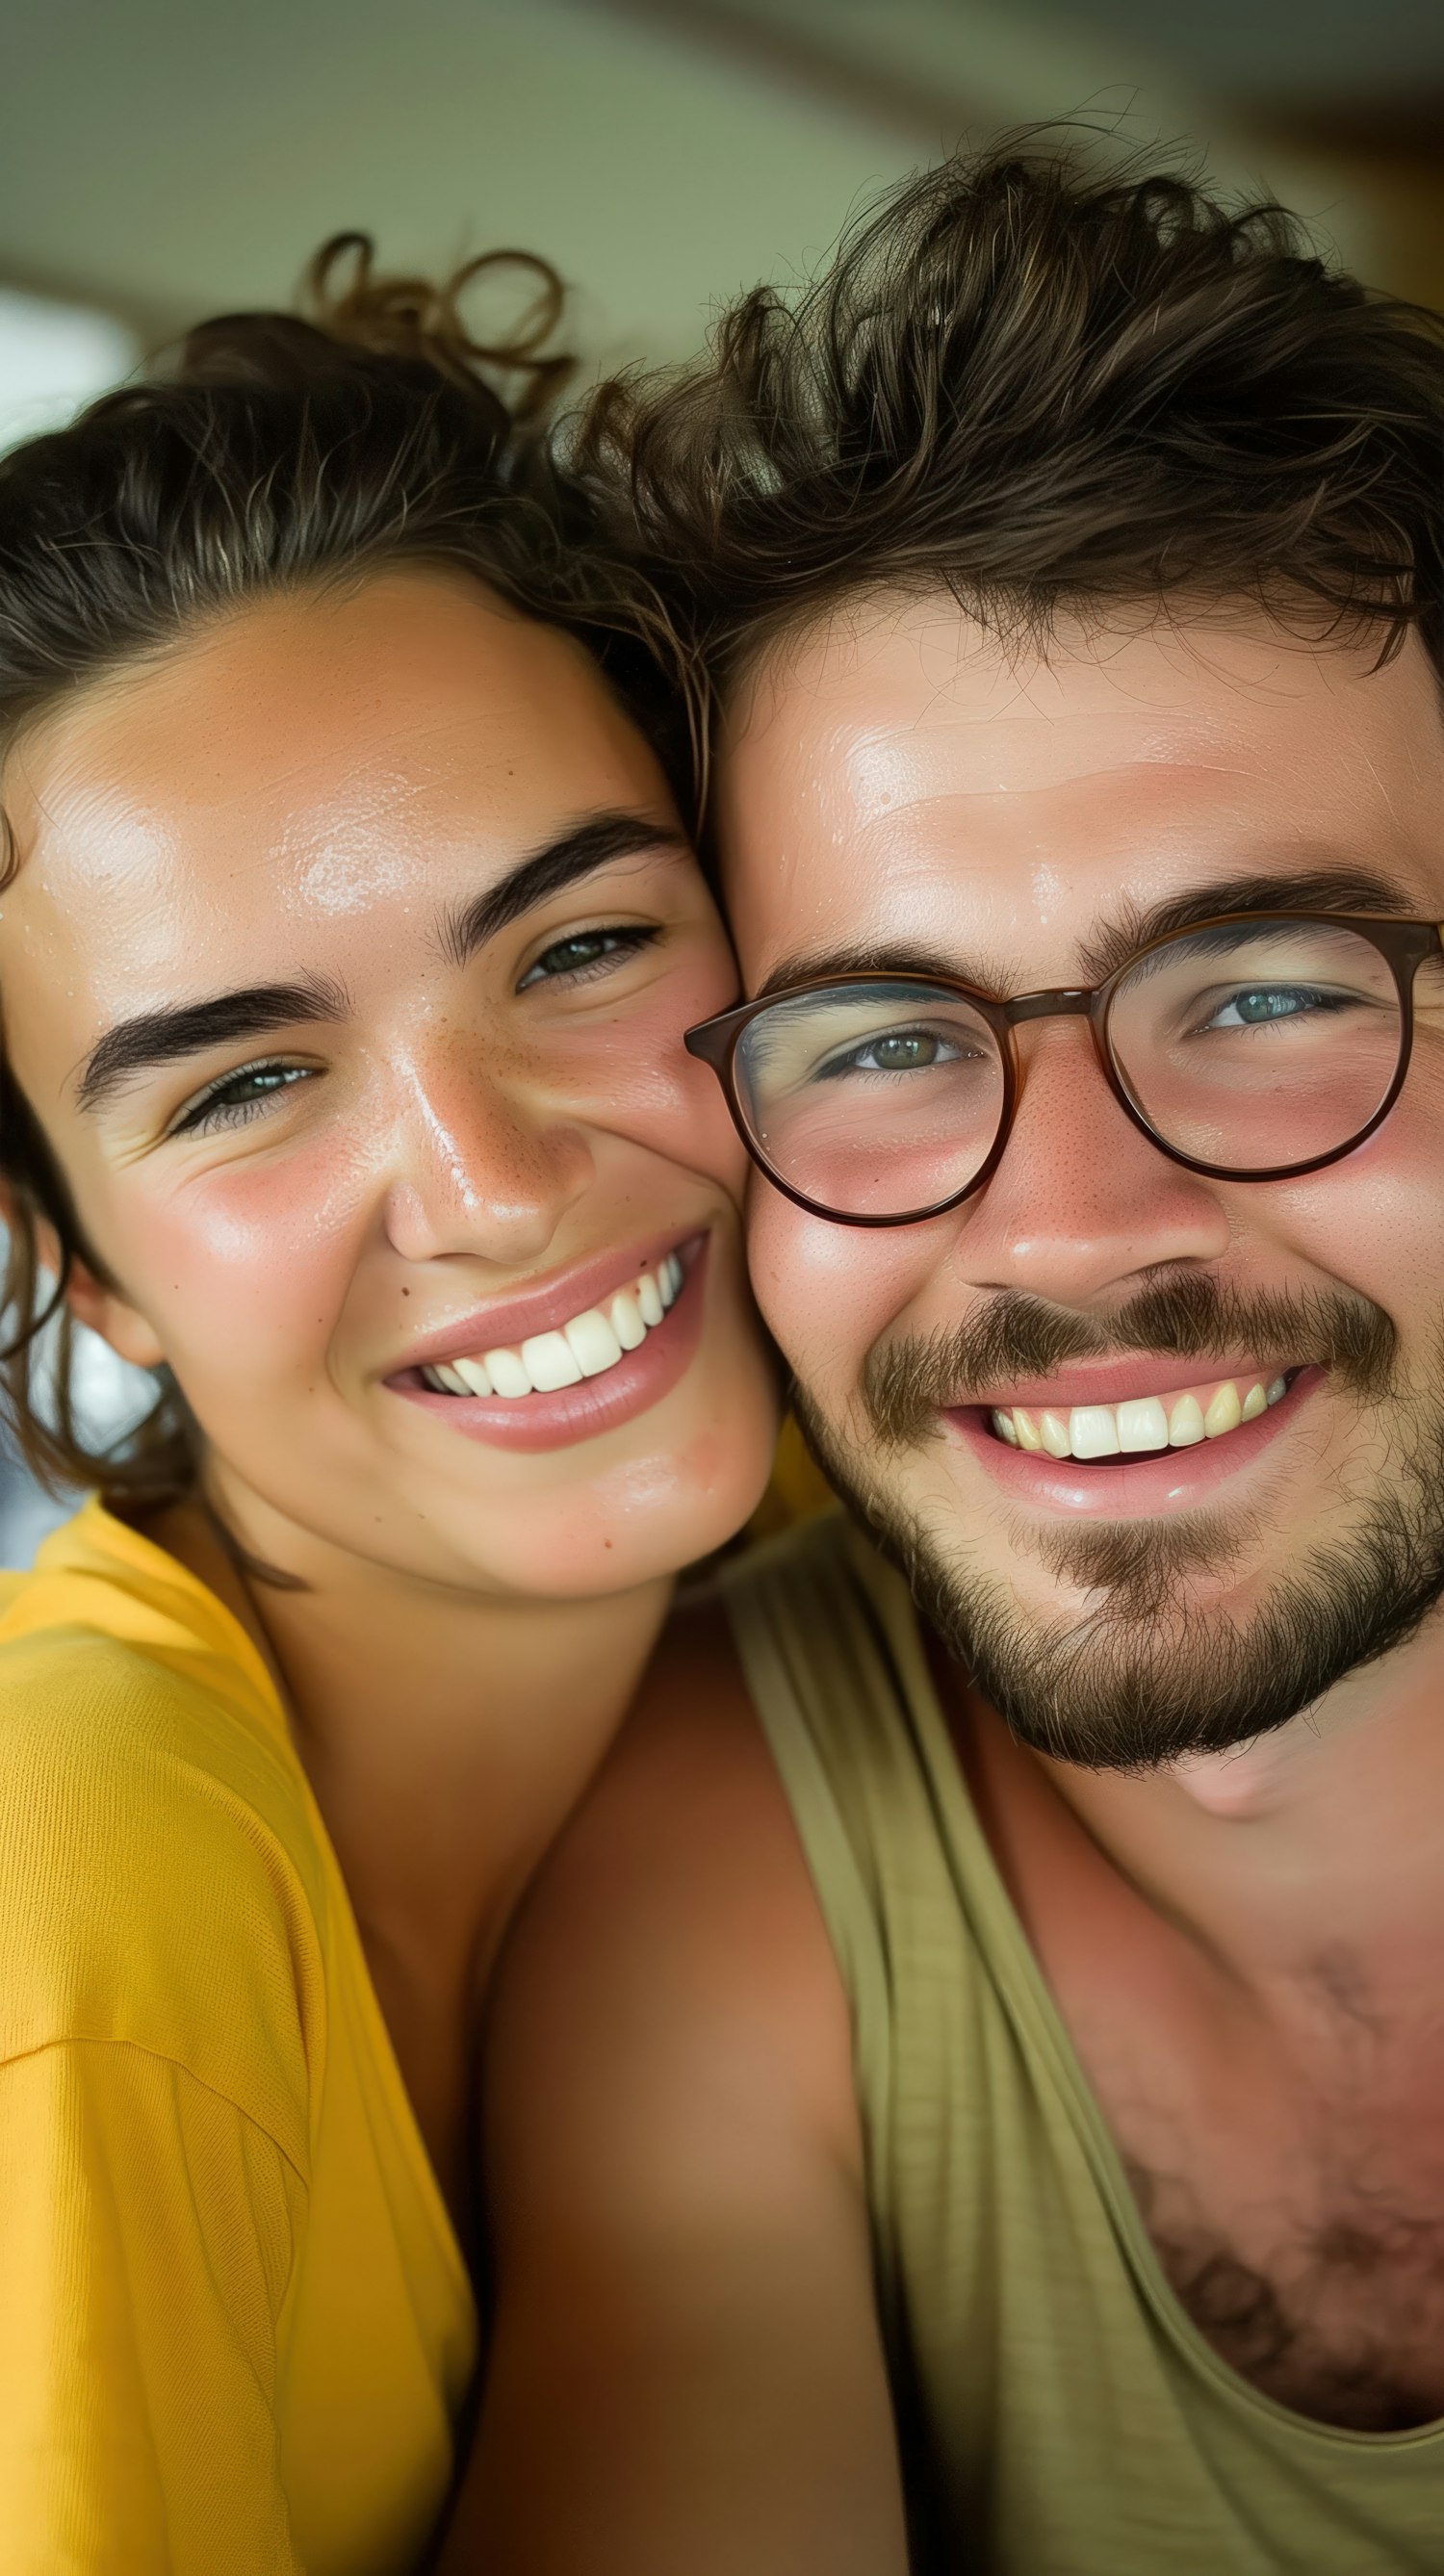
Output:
top-left (986, 1367), bottom-right (1289, 1460)
top-left (944, 1366), bottom-right (1322, 1518)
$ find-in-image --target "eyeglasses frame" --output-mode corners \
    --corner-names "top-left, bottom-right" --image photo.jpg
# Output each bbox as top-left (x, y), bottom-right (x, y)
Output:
top-left (683, 911), bottom-right (1444, 1228)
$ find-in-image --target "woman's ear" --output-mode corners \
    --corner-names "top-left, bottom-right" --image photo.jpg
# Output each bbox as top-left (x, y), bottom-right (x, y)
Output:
top-left (21, 1203), bottom-right (166, 1372)
top-left (64, 1261), bottom-right (166, 1371)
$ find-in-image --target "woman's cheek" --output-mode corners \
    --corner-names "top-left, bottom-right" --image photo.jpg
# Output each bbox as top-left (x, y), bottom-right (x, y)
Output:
top-left (553, 969), bottom-right (751, 1193)
top-left (122, 1150), bottom-right (367, 1389)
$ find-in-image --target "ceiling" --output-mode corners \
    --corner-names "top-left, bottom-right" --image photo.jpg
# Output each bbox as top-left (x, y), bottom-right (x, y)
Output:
top-left (0, 0), bottom-right (1436, 377)
top-left (1047, 0), bottom-right (1444, 107)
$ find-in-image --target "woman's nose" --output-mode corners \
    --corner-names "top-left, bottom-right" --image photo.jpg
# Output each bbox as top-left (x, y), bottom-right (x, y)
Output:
top-left (954, 1017), bottom-right (1231, 1301)
top-left (378, 1053), bottom-right (596, 1268)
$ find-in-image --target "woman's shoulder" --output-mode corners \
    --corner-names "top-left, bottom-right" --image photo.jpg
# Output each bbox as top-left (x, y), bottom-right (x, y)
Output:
top-left (0, 1515), bottom-right (325, 2165)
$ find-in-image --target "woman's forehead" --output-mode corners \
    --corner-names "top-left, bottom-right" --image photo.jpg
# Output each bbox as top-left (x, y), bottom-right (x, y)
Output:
top-left (5, 574), bottom-right (656, 937)
top-left (13, 572), bottom-right (632, 835)
top-left (0, 573), bottom-right (669, 1090)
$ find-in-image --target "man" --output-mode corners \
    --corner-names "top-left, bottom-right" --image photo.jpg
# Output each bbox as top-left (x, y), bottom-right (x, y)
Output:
top-left (454, 148), bottom-right (1444, 2572)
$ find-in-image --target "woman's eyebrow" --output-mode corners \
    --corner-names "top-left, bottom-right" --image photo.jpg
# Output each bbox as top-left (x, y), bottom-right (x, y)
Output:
top-left (436, 811), bottom-right (685, 967)
top-left (75, 974), bottom-right (349, 1114)
top-left (70, 812), bottom-right (686, 1115)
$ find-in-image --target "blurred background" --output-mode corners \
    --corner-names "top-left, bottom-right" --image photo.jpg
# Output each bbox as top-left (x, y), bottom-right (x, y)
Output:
top-left (0, 0), bottom-right (1440, 1556)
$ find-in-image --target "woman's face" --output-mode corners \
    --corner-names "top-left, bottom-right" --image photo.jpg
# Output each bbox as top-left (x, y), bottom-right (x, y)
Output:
top-left (0, 569), bottom-right (777, 1599)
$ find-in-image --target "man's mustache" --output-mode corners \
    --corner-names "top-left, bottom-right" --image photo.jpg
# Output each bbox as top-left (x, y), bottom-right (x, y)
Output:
top-left (862, 1273), bottom-right (1397, 1450)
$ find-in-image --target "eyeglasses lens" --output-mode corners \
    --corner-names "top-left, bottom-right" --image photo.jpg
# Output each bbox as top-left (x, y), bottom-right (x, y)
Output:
top-left (1107, 918), bottom-right (1403, 1174)
top-left (733, 980), bottom-right (1006, 1218)
top-left (732, 923), bottom-right (1410, 1220)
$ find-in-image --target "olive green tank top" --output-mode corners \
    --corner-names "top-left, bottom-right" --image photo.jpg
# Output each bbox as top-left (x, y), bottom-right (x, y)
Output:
top-left (719, 1512), bottom-right (1444, 2575)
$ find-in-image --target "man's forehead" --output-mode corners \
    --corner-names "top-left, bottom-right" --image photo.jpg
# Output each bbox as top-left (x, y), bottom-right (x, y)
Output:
top-left (725, 596), bottom-right (1428, 789)
top-left (716, 598), bottom-right (1443, 969)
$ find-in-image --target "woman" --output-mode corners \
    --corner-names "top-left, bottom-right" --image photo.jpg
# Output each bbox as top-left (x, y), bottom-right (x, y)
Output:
top-left (0, 242), bottom-right (778, 2574)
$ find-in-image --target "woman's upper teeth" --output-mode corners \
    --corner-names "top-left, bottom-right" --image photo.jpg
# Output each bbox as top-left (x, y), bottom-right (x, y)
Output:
top-left (991, 1373), bottom-right (1288, 1458)
top-left (420, 1252), bottom-right (684, 1399)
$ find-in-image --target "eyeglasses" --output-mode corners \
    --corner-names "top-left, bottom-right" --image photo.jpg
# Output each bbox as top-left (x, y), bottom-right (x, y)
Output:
top-left (684, 912), bottom-right (1444, 1227)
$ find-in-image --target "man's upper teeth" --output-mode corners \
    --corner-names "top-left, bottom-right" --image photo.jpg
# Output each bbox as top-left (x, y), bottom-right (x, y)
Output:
top-left (420, 1252), bottom-right (684, 1398)
top-left (991, 1373), bottom-right (1286, 1457)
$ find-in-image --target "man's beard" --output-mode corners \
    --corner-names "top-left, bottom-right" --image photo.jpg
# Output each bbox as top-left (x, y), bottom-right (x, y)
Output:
top-left (793, 1274), bottom-right (1444, 1772)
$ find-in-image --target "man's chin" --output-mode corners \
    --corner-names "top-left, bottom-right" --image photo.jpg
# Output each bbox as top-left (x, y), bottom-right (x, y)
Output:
top-left (795, 1394), bottom-right (1444, 1775)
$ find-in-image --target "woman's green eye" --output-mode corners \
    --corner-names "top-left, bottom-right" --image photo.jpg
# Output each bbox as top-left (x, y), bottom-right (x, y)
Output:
top-left (174, 1063), bottom-right (312, 1136)
top-left (519, 926), bottom-right (657, 990)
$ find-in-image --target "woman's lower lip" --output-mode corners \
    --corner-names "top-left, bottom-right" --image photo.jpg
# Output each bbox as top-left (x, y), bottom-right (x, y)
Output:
top-left (944, 1366), bottom-right (1321, 1517)
top-left (390, 1241), bottom-right (709, 1455)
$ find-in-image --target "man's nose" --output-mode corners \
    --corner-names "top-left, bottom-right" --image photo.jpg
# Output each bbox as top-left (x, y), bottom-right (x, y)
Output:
top-left (953, 1017), bottom-right (1231, 1301)
top-left (378, 1051), bottom-right (596, 1268)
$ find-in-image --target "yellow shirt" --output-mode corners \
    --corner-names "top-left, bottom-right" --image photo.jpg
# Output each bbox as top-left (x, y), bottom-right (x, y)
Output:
top-left (0, 1499), bottom-right (477, 2576)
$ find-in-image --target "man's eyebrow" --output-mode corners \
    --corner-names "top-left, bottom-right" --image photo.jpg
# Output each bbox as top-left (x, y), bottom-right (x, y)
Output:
top-left (1077, 865), bottom-right (1417, 985)
top-left (759, 865), bottom-right (1417, 1001)
top-left (756, 941), bottom-right (1004, 999)
top-left (437, 811), bottom-right (687, 969)
top-left (75, 974), bottom-right (349, 1113)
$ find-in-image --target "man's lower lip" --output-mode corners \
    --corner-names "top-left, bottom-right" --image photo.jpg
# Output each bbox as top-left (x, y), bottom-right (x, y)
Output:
top-left (942, 1366), bottom-right (1321, 1516)
top-left (387, 1241), bottom-right (708, 1454)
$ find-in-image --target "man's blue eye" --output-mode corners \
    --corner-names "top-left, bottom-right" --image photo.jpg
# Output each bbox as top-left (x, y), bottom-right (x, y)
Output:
top-left (1207, 986), bottom-right (1339, 1028)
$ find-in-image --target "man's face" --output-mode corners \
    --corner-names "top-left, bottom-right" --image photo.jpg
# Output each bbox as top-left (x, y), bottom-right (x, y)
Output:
top-left (717, 599), bottom-right (1444, 1768)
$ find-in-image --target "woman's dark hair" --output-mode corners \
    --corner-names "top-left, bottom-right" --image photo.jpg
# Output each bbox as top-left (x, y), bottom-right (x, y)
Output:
top-left (0, 236), bottom-right (693, 1508)
top-left (575, 138), bottom-right (1444, 703)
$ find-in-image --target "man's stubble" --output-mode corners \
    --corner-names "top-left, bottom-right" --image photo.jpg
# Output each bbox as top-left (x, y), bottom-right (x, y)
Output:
top-left (792, 1275), bottom-right (1444, 1770)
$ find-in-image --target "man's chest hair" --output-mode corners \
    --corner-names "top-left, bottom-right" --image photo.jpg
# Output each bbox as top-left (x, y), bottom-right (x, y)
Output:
top-left (959, 1691), bottom-right (1444, 2426)
top-left (1112, 2032), bottom-right (1444, 2435)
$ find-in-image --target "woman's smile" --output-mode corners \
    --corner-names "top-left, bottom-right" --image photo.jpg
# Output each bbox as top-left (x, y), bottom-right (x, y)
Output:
top-left (390, 1230), bottom-right (709, 1452)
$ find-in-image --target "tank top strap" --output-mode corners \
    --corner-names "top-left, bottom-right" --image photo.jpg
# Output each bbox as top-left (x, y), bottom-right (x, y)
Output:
top-left (720, 1516), bottom-right (897, 2110)
top-left (715, 1511), bottom-right (998, 2289)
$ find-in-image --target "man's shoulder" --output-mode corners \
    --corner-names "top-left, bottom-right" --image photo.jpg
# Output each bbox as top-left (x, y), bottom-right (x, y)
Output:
top-left (535, 1570), bottom-right (839, 2012)
top-left (0, 1621), bottom-right (320, 2153)
top-left (599, 1514), bottom-right (877, 1957)
top-left (569, 1509), bottom-right (845, 1799)
top-left (486, 1551), bottom-right (861, 2194)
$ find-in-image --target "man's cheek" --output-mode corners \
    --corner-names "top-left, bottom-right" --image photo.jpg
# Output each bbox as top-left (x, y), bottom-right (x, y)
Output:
top-left (1277, 1146), bottom-right (1444, 1338)
top-left (744, 1185), bottom-right (913, 1396)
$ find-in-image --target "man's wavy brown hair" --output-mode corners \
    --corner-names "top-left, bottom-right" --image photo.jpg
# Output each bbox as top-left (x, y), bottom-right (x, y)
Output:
top-left (575, 140), bottom-right (1444, 715)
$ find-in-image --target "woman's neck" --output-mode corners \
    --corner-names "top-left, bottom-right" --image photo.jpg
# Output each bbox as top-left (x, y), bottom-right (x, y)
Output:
top-left (146, 1483), bottom-right (672, 2232)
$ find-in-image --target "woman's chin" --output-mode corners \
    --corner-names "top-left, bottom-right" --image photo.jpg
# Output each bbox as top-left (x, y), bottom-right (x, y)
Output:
top-left (448, 1460), bottom-right (776, 1601)
top-left (194, 1284), bottom-right (782, 1603)
top-left (400, 1290), bottom-right (782, 1599)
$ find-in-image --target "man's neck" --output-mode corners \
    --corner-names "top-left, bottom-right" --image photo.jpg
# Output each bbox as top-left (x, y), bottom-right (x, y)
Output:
top-left (1023, 1622), bottom-right (1444, 2025)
